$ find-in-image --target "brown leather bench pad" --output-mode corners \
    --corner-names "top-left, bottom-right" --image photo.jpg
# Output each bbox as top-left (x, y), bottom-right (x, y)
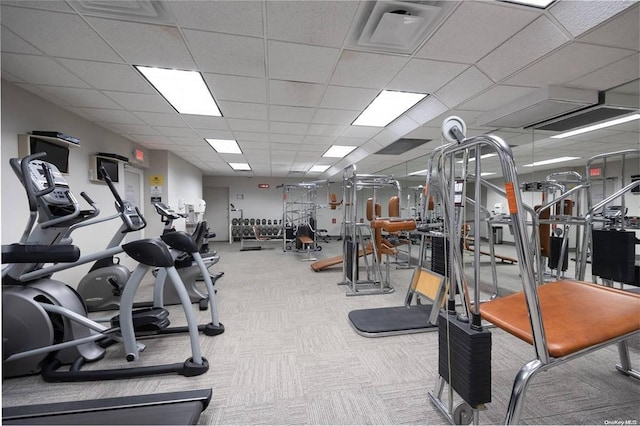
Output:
top-left (480, 280), bottom-right (640, 358)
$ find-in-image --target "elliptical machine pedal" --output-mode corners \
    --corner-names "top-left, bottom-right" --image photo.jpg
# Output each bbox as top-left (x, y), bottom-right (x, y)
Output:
top-left (110, 307), bottom-right (170, 333)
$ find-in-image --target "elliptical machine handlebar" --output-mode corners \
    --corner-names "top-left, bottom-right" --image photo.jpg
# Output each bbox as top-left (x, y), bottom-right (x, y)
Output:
top-left (10, 153), bottom-right (55, 213)
top-left (99, 165), bottom-right (147, 232)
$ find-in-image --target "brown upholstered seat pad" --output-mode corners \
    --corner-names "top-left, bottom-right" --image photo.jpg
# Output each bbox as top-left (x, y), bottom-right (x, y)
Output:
top-left (370, 219), bottom-right (416, 232)
top-left (480, 280), bottom-right (640, 358)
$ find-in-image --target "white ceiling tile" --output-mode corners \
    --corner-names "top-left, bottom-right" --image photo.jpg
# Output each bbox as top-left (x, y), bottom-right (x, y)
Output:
top-left (57, 59), bottom-right (153, 92)
top-left (169, 1), bottom-right (263, 37)
top-left (268, 40), bottom-right (340, 84)
top-left (579, 5), bottom-right (639, 51)
top-left (505, 42), bottom-right (635, 88)
top-left (126, 134), bottom-right (172, 145)
top-left (204, 73), bottom-right (266, 103)
top-left (105, 123), bottom-right (160, 135)
top-left (133, 112), bottom-right (187, 127)
top-left (477, 16), bottom-right (569, 82)
top-left (550, 0), bottom-right (636, 38)
top-left (184, 29), bottom-right (265, 77)
top-left (41, 86), bottom-right (122, 109)
top-left (270, 134), bottom-right (304, 144)
top-left (568, 53), bottom-right (639, 91)
top-left (2, 1), bottom-right (72, 12)
top-left (2, 69), bottom-right (23, 82)
top-left (313, 108), bottom-right (359, 125)
top-left (387, 115), bottom-right (421, 138)
top-left (218, 101), bottom-right (267, 120)
top-left (182, 115), bottom-right (229, 131)
top-left (80, 108), bottom-right (144, 125)
top-left (387, 58), bottom-right (468, 94)
top-left (234, 132), bottom-right (270, 142)
top-left (194, 129), bottom-right (235, 140)
top-left (227, 118), bottom-right (269, 133)
top-left (416, 1), bottom-right (539, 64)
top-left (86, 17), bottom-right (194, 69)
top-left (1, 26), bottom-right (41, 54)
top-left (269, 105), bottom-right (315, 123)
top-left (458, 85), bottom-right (538, 111)
top-left (269, 80), bottom-right (325, 108)
top-left (335, 137), bottom-right (367, 146)
top-left (270, 121), bottom-right (309, 135)
top-left (266, 1), bottom-right (358, 47)
top-left (405, 96), bottom-right (449, 126)
top-left (301, 135), bottom-right (335, 148)
top-left (271, 142), bottom-right (299, 151)
top-left (307, 124), bottom-right (346, 137)
top-left (155, 126), bottom-right (198, 137)
top-left (15, 83), bottom-right (71, 105)
top-left (271, 149), bottom-right (296, 160)
top-left (103, 91), bottom-right (173, 113)
top-left (64, 106), bottom-right (99, 122)
top-left (169, 137), bottom-right (206, 146)
top-left (435, 66), bottom-right (494, 108)
top-left (372, 129), bottom-right (398, 146)
top-left (2, 53), bottom-right (89, 87)
top-left (319, 85), bottom-right (378, 110)
top-left (2, 7), bottom-right (120, 61)
top-left (329, 50), bottom-right (408, 88)
top-left (341, 126), bottom-right (380, 138)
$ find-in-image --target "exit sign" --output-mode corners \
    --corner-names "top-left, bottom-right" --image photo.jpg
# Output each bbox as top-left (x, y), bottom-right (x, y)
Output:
top-left (258, 184), bottom-right (269, 189)
top-left (589, 167), bottom-right (601, 177)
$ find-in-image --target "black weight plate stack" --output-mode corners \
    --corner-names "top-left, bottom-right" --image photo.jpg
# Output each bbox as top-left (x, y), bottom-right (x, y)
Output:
top-left (438, 313), bottom-right (491, 407)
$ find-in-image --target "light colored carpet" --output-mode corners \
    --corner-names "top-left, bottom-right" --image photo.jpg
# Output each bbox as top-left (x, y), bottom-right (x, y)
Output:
top-left (2, 239), bottom-right (639, 425)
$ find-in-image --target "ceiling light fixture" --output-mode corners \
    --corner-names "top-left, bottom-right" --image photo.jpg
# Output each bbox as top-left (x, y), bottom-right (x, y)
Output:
top-left (309, 165), bottom-right (330, 173)
top-left (229, 162), bottom-right (251, 171)
top-left (522, 156), bottom-right (580, 167)
top-left (136, 66), bottom-right (221, 116)
top-left (352, 90), bottom-right (427, 127)
top-left (550, 113), bottom-right (640, 139)
top-left (323, 145), bottom-right (357, 158)
top-left (499, 0), bottom-right (555, 8)
top-left (408, 168), bottom-right (428, 176)
top-left (206, 138), bottom-right (241, 154)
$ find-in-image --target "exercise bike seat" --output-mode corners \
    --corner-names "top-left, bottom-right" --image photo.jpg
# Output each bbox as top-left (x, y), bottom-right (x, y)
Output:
top-left (160, 232), bottom-right (198, 255)
top-left (122, 239), bottom-right (174, 268)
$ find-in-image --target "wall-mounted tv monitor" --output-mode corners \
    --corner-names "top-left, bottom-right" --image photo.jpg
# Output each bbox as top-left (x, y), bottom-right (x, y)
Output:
top-left (90, 155), bottom-right (120, 183)
top-left (30, 137), bottom-right (70, 174)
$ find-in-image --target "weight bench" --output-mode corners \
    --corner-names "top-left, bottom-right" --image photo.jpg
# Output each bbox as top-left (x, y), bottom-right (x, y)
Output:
top-left (297, 235), bottom-right (316, 261)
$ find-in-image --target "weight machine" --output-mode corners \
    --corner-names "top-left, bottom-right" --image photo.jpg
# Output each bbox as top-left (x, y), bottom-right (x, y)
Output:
top-left (281, 181), bottom-right (324, 255)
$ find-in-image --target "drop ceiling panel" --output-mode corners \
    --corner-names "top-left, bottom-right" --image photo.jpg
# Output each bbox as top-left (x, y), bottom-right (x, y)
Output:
top-left (340, 126), bottom-right (380, 138)
top-left (319, 85), bottom-right (378, 110)
top-left (105, 123), bottom-right (160, 136)
top-left (435, 66), bottom-right (493, 108)
top-left (269, 105), bottom-right (315, 123)
top-left (86, 17), bottom-right (194, 68)
top-left (155, 126), bottom-right (198, 138)
top-left (386, 58), bottom-right (468, 94)
top-left (269, 121), bottom-right (309, 135)
top-left (270, 134), bottom-right (303, 144)
top-left (2, 54), bottom-right (89, 87)
top-left (194, 130), bottom-right (235, 140)
top-left (63, 106), bottom-right (99, 122)
top-left (80, 108), bottom-right (144, 125)
top-left (415, 1), bottom-right (539, 64)
top-left (170, 137), bottom-right (207, 147)
top-left (184, 30), bottom-right (265, 78)
top-left (313, 109), bottom-right (359, 125)
top-left (182, 115), bottom-right (229, 131)
top-left (57, 59), bottom-right (154, 92)
top-left (269, 80), bottom-right (325, 108)
top-left (227, 118), bottom-right (269, 133)
top-left (42, 86), bottom-right (122, 109)
top-left (579, 5), bottom-right (639, 51)
top-left (405, 96), bottom-right (449, 126)
top-left (568, 53), bottom-right (640, 91)
top-left (268, 41), bottom-right (340, 84)
top-left (133, 112), bottom-right (187, 127)
top-left (203, 74), bottom-right (266, 103)
top-left (330, 50), bottom-right (408, 88)
top-left (218, 101), bottom-right (267, 121)
top-left (103, 91), bottom-right (174, 113)
top-left (505, 42), bottom-right (635, 88)
top-left (459, 85), bottom-right (539, 111)
top-left (2, 1), bottom-right (73, 12)
top-left (1, 7), bottom-right (120, 61)
top-left (477, 16), bottom-right (569, 82)
top-left (169, 1), bottom-right (263, 37)
top-left (234, 132), bottom-right (269, 142)
top-left (1, 27), bottom-right (42, 54)
top-left (266, 1), bottom-right (358, 47)
top-left (307, 124), bottom-right (345, 137)
top-left (550, 0), bottom-right (636, 38)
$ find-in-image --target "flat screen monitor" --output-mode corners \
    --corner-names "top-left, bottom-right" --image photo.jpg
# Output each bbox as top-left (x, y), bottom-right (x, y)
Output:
top-left (95, 156), bottom-right (119, 183)
top-left (30, 138), bottom-right (69, 174)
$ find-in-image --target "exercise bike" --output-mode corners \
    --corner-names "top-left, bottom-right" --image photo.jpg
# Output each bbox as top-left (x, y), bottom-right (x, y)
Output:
top-left (2, 154), bottom-right (210, 381)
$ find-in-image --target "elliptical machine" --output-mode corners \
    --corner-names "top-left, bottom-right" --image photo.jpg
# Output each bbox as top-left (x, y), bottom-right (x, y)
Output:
top-left (2, 154), bottom-right (209, 381)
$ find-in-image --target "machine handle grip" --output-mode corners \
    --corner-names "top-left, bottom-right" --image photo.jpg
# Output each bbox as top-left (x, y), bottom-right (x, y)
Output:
top-left (79, 191), bottom-right (100, 219)
top-left (99, 165), bottom-right (125, 211)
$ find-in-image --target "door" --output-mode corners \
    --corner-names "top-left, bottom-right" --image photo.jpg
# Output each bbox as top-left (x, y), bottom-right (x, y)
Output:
top-left (123, 165), bottom-right (144, 242)
top-left (204, 186), bottom-right (229, 242)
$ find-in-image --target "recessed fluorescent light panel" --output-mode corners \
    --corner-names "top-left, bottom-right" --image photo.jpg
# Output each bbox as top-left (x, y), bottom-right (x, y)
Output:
top-left (229, 162), bottom-right (251, 171)
top-left (323, 145), bottom-right (357, 158)
top-left (550, 113), bottom-right (640, 139)
top-left (408, 169), bottom-right (428, 176)
top-left (480, 172), bottom-right (496, 177)
top-left (136, 66), bottom-right (221, 116)
top-left (500, 0), bottom-right (555, 8)
top-left (206, 138), bottom-right (241, 154)
top-left (352, 90), bottom-right (427, 127)
top-left (522, 156), bottom-right (580, 167)
top-left (309, 165), bottom-right (330, 173)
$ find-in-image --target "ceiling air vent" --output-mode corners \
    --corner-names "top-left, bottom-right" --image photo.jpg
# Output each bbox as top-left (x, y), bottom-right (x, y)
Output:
top-left (477, 86), bottom-right (599, 129)
top-left (348, 1), bottom-right (452, 54)
top-left (72, 0), bottom-right (174, 25)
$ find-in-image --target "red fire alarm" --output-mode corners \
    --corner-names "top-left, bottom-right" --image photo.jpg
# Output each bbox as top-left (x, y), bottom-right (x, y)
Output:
top-left (134, 148), bottom-right (144, 162)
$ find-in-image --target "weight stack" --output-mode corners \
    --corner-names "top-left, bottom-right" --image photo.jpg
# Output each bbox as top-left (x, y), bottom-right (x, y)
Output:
top-left (438, 313), bottom-right (492, 406)
top-left (431, 236), bottom-right (463, 279)
top-left (547, 236), bottom-right (568, 271)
